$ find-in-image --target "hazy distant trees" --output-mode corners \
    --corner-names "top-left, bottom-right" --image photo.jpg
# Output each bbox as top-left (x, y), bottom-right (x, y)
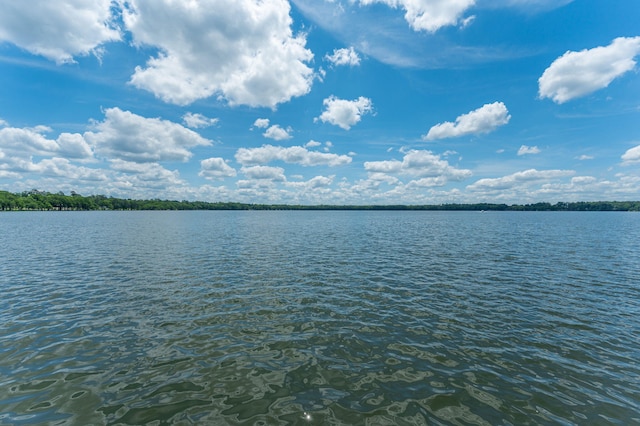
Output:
top-left (1, 190), bottom-right (639, 211)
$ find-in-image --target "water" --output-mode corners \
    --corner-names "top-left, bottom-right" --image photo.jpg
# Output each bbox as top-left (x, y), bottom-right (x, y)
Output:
top-left (1, 211), bottom-right (639, 425)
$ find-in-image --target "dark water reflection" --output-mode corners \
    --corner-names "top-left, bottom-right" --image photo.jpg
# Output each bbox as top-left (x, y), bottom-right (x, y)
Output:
top-left (1, 211), bottom-right (639, 424)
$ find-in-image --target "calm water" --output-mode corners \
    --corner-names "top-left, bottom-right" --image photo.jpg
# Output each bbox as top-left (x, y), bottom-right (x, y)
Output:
top-left (1, 211), bottom-right (639, 425)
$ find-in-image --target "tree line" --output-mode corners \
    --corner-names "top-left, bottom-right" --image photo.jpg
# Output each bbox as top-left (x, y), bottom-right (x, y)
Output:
top-left (1, 190), bottom-right (639, 211)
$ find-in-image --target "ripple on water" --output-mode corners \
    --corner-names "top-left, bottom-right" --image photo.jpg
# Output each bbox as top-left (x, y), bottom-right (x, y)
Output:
top-left (1, 211), bottom-right (640, 424)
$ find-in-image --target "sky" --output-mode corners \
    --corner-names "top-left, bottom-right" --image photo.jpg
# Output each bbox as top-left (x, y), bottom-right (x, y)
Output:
top-left (1, 0), bottom-right (639, 205)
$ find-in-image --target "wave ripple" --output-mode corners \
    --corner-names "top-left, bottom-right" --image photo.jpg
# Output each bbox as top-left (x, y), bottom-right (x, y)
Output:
top-left (1, 211), bottom-right (639, 424)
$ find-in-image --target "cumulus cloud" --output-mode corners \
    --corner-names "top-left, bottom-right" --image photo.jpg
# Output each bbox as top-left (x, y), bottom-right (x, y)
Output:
top-left (182, 113), bottom-right (219, 129)
top-left (621, 144), bottom-right (640, 166)
top-left (1, 157), bottom-right (107, 183)
top-left (358, 0), bottom-right (475, 32)
top-left (0, 0), bottom-right (121, 64)
top-left (199, 157), bottom-right (237, 180)
top-left (0, 114), bottom-right (214, 193)
top-left (316, 96), bottom-right (373, 130)
top-left (84, 108), bottom-right (212, 163)
top-left (253, 118), bottom-right (271, 129)
top-left (403, 176), bottom-right (446, 187)
top-left (110, 159), bottom-right (183, 183)
top-left (424, 102), bottom-right (510, 140)
top-left (263, 125), bottom-right (293, 140)
top-left (0, 124), bottom-right (101, 188)
top-left (251, 119), bottom-right (293, 140)
top-left (467, 169), bottom-right (575, 191)
top-left (517, 145), bottom-right (541, 155)
top-left (106, 160), bottom-right (187, 192)
top-left (364, 149), bottom-right (472, 182)
top-left (241, 165), bottom-right (286, 181)
top-left (123, 0), bottom-right (314, 107)
top-left (305, 140), bottom-right (322, 148)
top-left (235, 144), bottom-right (352, 166)
top-left (56, 133), bottom-right (95, 160)
top-left (570, 176), bottom-right (597, 185)
top-left (0, 126), bottom-right (59, 156)
top-left (539, 37), bottom-right (640, 104)
top-left (325, 47), bottom-right (361, 66)
top-left (0, 125), bottom-right (92, 160)
top-left (286, 175), bottom-right (334, 189)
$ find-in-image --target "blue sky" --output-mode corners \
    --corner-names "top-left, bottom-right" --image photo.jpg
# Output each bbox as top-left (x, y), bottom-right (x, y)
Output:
top-left (1, 0), bottom-right (639, 204)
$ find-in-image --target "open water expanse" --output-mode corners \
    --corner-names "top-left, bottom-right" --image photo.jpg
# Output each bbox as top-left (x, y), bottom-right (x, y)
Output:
top-left (1, 210), bottom-right (639, 425)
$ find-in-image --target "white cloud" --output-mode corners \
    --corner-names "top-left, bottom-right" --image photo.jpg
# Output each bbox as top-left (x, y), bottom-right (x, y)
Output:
top-left (292, 0), bottom-right (512, 69)
top-left (364, 149), bottom-right (472, 181)
top-left (110, 160), bottom-right (184, 185)
top-left (123, 0), bottom-right (314, 107)
top-left (263, 125), bottom-right (293, 140)
top-left (236, 179), bottom-right (280, 191)
top-left (199, 157), bottom-right (237, 180)
top-left (235, 144), bottom-right (352, 166)
top-left (539, 37), bottom-right (640, 104)
top-left (424, 102), bottom-right (510, 140)
top-left (325, 47), bottom-right (361, 66)
top-left (0, 126), bottom-right (93, 160)
top-left (358, 0), bottom-right (475, 32)
top-left (0, 170), bottom-right (20, 179)
top-left (407, 176), bottom-right (448, 187)
top-left (621, 144), bottom-right (640, 166)
top-left (367, 173), bottom-right (401, 185)
top-left (0, 0), bottom-right (120, 64)
top-left (316, 96), bottom-right (373, 130)
top-left (84, 108), bottom-right (212, 163)
top-left (39, 159), bottom-right (104, 180)
top-left (517, 145), bottom-right (541, 155)
top-left (107, 160), bottom-right (187, 192)
top-left (252, 119), bottom-right (293, 139)
top-left (0, 126), bottom-right (59, 156)
top-left (286, 175), bottom-right (334, 189)
top-left (253, 118), bottom-right (271, 129)
top-left (56, 133), bottom-right (95, 160)
top-left (305, 140), bottom-right (322, 148)
top-left (241, 165), bottom-right (286, 181)
top-left (1, 157), bottom-right (107, 182)
top-left (571, 176), bottom-right (597, 185)
top-left (459, 15), bottom-right (475, 28)
top-left (182, 113), bottom-right (219, 129)
top-left (365, 160), bottom-right (402, 175)
top-left (577, 154), bottom-right (594, 161)
top-left (467, 169), bottom-right (575, 191)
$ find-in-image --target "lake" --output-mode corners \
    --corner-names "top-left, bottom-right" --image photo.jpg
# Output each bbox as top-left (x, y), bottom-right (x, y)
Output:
top-left (1, 211), bottom-right (639, 425)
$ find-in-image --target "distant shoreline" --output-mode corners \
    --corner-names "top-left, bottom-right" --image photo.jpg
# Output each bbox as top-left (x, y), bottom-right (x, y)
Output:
top-left (2, 190), bottom-right (639, 212)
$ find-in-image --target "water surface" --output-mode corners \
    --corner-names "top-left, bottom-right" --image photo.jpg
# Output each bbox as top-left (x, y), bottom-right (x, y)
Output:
top-left (1, 211), bottom-right (639, 424)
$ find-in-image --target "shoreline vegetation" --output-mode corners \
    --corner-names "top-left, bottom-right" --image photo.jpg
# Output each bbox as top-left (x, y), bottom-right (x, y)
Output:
top-left (1, 190), bottom-right (640, 212)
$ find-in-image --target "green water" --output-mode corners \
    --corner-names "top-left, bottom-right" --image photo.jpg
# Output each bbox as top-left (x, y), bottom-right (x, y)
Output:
top-left (1, 211), bottom-right (639, 424)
